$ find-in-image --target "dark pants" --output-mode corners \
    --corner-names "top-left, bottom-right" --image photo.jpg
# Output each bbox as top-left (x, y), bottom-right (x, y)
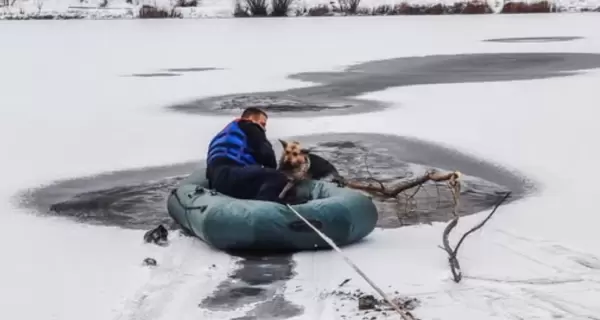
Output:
top-left (207, 164), bottom-right (289, 203)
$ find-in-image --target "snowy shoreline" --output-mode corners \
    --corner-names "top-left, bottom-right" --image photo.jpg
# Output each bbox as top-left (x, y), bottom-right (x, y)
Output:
top-left (1, 0), bottom-right (599, 20)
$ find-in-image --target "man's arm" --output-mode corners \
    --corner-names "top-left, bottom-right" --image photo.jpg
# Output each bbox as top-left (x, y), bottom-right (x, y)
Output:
top-left (238, 121), bottom-right (277, 169)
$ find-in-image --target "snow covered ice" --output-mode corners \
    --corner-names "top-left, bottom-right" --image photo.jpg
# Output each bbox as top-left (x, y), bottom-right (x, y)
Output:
top-left (2, 15), bottom-right (600, 320)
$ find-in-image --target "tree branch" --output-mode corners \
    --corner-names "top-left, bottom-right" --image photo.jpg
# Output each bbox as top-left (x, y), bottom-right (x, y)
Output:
top-left (454, 191), bottom-right (511, 254)
top-left (441, 191), bottom-right (512, 283)
top-left (344, 170), bottom-right (461, 198)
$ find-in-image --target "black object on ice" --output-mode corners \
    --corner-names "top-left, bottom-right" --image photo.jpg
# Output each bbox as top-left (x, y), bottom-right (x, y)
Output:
top-left (338, 278), bottom-right (351, 287)
top-left (143, 257), bottom-right (157, 267)
top-left (144, 224), bottom-right (169, 246)
top-left (358, 295), bottom-right (377, 310)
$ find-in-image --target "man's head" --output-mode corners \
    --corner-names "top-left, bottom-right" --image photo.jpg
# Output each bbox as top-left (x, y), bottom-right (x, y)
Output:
top-left (241, 107), bottom-right (268, 130)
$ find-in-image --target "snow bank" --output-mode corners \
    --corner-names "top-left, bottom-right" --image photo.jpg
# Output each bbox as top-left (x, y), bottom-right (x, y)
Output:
top-left (1, 0), bottom-right (599, 20)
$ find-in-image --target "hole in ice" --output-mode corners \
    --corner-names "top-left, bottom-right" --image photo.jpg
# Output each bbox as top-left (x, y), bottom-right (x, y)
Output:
top-left (17, 133), bottom-right (533, 230)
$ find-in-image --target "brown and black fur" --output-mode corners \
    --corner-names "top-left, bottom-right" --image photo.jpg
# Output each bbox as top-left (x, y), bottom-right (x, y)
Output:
top-left (277, 139), bottom-right (345, 203)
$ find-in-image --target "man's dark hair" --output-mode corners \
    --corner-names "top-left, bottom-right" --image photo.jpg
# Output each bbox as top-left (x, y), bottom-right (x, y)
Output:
top-left (241, 107), bottom-right (268, 119)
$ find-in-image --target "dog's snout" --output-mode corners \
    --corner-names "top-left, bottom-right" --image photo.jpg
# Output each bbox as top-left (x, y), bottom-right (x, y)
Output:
top-left (280, 161), bottom-right (293, 170)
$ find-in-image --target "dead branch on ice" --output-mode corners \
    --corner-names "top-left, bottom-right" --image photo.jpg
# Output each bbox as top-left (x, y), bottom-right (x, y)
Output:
top-left (337, 151), bottom-right (511, 284)
top-left (344, 170), bottom-right (461, 198)
top-left (317, 148), bottom-right (517, 297)
top-left (441, 186), bottom-right (511, 283)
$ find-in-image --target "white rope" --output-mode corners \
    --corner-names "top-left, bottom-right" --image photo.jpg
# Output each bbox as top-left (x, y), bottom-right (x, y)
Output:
top-left (285, 204), bottom-right (414, 320)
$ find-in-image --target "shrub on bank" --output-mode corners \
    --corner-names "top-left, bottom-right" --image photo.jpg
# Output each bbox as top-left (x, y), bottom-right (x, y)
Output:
top-left (244, 0), bottom-right (268, 16)
top-left (501, 0), bottom-right (554, 13)
top-left (287, 0), bottom-right (560, 16)
top-left (338, 0), bottom-right (361, 14)
top-left (385, 1), bottom-right (491, 14)
top-left (138, 4), bottom-right (182, 18)
top-left (306, 4), bottom-right (333, 16)
top-left (234, 0), bottom-right (296, 16)
top-left (276, 0), bottom-right (553, 17)
top-left (271, 0), bottom-right (295, 16)
top-left (0, 0), bottom-right (594, 20)
top-left (0, 12), bottom-right (86, 19)
top-left (292, 0), bottom-right (492, 15)
top-left (234, 0), bottom-right (251, 16)
top-left (176, 0), bottom-right (198, 7)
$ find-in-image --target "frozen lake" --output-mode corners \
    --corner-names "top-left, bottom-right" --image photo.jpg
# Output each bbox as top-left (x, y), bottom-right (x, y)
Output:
top-left (2, 14), bottom-right (600, 320)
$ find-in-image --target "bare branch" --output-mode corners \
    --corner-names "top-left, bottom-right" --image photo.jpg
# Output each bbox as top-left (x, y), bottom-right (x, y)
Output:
top-left (440, 172), bottom-right (463, 282)
top-left (362, 150), bottom-right (385, 191)
top-left (454, 192), bottom-right (511, 254)
top-left (340, 152), bottom-right (510, 284)
top-left (344, 170), bottom-right (460, 198)
top-left (442, 217), bottom-right (462, 281)
top-left (441, 191), bottom-right (511, 283)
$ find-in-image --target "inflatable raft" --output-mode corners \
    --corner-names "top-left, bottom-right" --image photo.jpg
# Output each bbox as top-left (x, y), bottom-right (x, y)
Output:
top-left (167, 165), bottom-right (379, 251)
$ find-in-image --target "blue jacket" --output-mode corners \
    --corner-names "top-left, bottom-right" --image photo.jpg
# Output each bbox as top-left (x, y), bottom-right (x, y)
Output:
top-left (207, 120), bottom-right (258, 166)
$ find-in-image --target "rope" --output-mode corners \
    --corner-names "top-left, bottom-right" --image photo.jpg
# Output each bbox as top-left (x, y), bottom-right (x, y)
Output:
top-left (284, 203), bottom-right (415, 320)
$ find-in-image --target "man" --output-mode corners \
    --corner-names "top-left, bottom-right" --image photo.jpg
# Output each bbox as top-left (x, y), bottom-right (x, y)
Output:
top-left (205, 107), bottom-right (289, 203)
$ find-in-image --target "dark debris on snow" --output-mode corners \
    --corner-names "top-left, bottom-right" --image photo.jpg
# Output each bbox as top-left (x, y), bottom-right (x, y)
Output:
top-left (143, 257), bottom-right (157, 267)
top-left (330, 286), bottom-right (420, 319)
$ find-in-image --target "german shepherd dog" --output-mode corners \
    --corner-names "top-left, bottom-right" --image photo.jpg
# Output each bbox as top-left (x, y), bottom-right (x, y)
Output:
top-left (277, 139), bottom-right (345, 203)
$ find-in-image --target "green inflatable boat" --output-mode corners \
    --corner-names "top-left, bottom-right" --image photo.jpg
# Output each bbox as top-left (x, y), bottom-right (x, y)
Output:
top-left (166, 165), bottom-right (379, 251)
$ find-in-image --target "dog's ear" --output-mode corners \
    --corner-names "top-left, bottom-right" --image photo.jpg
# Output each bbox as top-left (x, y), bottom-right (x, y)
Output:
top-left (278, 139), bottom-right (288, 149)
top-left (300, 148), bottom-right (312, 155)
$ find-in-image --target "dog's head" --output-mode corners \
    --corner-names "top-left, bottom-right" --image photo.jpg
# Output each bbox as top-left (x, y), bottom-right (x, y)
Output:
top-left (277, 139), bottom-right (345, 194)
top-left (277, 139), bottom-right (311, 174)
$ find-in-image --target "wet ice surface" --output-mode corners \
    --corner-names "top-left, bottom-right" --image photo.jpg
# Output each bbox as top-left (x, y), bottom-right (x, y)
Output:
top-left (167, 52), bottom-right (600, 117)
top-left (128, 72), bottom-right (182, 78)
top-left (199, 252), bottom-right (304, 320)
top-left (483, 36), bottom-right (584, 43)
top-left (127, 67), bottom-right (221, 78)
top-left (18, 162), bottom-right (196, 229)
top-left (193, 94), bottom-right (356, 114)
top-left (162, 67), bottom-right (222, 73)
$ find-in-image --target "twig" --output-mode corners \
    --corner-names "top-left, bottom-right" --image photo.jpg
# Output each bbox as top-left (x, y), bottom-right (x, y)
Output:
top-left (441, 191), bottom-right (512, 283)
top-left (454, 191), bottom-right (511, 253)
top-left (442, 218), bottom-right (462, 281)
top-left (343, 152), bottom-right (463, 228)
top-left (362, 150), bottom-right (386, 191)
top-left (338, 278), bottom-right (351, 287)
top-left (402, 182), bottom-right (423, 215)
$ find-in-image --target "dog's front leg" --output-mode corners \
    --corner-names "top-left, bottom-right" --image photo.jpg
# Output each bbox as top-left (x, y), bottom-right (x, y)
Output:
top-left (278, 179), bottom-right (296, 200)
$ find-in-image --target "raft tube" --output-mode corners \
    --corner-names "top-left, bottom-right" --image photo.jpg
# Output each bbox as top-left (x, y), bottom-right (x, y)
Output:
top-left (166, 165), bottom-right (379, 251)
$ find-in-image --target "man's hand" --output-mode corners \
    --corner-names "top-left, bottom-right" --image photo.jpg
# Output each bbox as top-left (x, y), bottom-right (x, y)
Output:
top-left (331, 175), bottom-right (346, 187)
